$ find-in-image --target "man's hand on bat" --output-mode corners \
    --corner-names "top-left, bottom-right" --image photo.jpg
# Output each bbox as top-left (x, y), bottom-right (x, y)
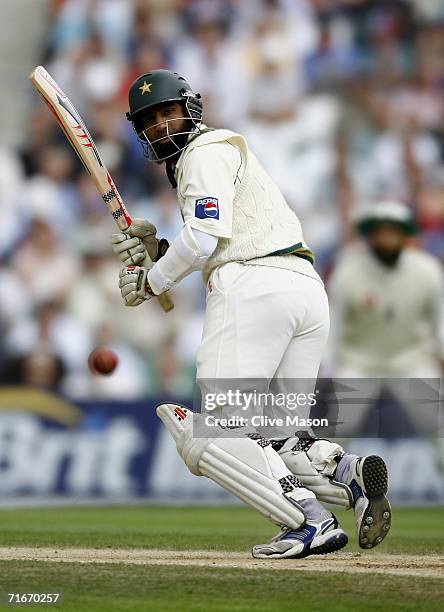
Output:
top-left (119, 265), bottom-right (155, 306)
top-left (111, 218), bottom-right (169, 266)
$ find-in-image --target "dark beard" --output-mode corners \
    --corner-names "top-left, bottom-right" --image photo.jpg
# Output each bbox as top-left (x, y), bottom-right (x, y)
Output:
top-left (370, 246), bottom-right (402, 267)
top-left (152, 132), bottom-right (189, 161)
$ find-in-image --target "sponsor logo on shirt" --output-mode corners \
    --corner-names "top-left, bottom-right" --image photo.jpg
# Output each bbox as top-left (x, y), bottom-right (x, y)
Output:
top-left (195, 197), bottom-right (219, 220)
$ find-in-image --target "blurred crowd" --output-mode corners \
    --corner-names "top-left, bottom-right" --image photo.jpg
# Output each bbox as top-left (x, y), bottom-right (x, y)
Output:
top-left (0, 0), bottom-right (443, 399)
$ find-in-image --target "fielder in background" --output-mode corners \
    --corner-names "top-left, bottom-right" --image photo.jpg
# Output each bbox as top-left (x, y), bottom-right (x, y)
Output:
top-left (111, 69), bottom-right (391, 558)
top-left (327, 201), bottom-right (444, 435)
top-left (329, 201), bottom-right (444, 378)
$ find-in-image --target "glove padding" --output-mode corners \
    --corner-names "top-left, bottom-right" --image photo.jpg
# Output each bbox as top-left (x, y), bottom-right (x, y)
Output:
top-left (119, 265), bottom-right (155, 307)
top-left (111, 218), bottom-right (169, 266)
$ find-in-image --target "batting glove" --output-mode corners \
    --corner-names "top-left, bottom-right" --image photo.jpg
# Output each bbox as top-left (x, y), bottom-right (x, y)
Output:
top-left (118, 266), bottom-right (155, 307)
top-left (111, 218), bottom-right (169, 266)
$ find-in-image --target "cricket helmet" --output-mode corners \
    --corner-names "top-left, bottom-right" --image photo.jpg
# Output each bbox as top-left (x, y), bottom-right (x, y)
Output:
top-left (355, 201), bottom-right (417, 236)
top-left (126, 69), bottom-right (203, 162)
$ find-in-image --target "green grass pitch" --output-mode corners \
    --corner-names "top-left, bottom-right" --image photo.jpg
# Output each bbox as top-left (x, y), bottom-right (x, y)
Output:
top-left (0, 505), bottom-right (443, 611)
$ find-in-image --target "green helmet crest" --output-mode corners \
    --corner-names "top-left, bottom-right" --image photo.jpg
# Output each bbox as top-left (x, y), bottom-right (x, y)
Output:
top-left (127, 70), bottom-right (200, 119)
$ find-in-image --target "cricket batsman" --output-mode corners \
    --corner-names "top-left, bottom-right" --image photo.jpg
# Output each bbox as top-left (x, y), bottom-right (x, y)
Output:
top-left (111, 69), bottom-right (391, 558)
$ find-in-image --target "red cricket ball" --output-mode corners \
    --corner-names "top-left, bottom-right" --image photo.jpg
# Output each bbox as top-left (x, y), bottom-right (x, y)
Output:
top-left (88, 348), bottom-right (118, 376)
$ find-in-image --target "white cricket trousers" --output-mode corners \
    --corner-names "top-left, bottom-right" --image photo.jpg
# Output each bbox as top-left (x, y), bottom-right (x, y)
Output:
top-left (197, 262), bottom-right (330, 381)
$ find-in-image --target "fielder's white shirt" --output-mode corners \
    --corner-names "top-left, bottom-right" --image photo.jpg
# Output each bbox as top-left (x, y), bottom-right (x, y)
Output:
top-left (328, 244), bottom-right (444, 376)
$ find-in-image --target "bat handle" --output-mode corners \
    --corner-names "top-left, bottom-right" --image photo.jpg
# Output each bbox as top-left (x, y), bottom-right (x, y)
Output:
top-left (140, 253), bottom-right (174, 312)
top-left (155, 290), bottom-right (174, 312)
top-left (121, 222), bottom-right (174, 313)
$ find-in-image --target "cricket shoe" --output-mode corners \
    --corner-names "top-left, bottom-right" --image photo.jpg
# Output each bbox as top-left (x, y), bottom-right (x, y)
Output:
top-left (348, 455), bottom-right (391, 549)
top-left (252, 515), bottom-right (348, 559)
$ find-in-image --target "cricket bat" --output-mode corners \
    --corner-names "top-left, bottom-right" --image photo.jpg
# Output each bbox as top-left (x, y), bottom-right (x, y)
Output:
top-left (29, 65), bottom-right (174, 312)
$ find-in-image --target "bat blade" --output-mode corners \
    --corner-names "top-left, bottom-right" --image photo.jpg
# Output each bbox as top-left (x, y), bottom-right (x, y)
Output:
top-left (29, 65), bottom-right (173, 312)
top-left (29, 65), bottom-right (132, 229)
